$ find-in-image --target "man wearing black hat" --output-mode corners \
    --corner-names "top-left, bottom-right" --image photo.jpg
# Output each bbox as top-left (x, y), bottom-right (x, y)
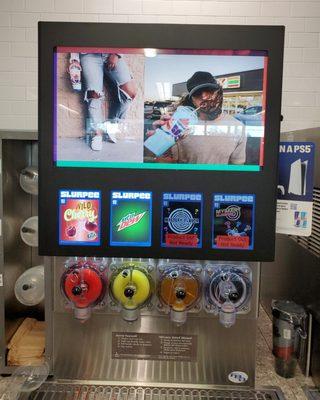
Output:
top-left (149, 71), bottom-right (246, 165)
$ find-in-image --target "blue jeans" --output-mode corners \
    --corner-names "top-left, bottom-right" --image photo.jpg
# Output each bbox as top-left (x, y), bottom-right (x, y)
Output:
top-left (80, 53), bottom-right (132, 131)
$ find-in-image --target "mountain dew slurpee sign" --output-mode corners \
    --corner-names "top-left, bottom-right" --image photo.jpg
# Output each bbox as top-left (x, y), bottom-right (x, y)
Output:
top-left (110, 191), bottom-right (152, 246)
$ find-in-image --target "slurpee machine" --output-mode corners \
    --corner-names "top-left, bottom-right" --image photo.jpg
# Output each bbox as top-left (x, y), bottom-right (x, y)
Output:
top-left (37, 22), bottom-right (283, 392)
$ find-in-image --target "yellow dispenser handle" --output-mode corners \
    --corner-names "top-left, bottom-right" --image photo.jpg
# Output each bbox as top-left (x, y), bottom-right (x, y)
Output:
top-left (112, 269), bottom-right (151, 310)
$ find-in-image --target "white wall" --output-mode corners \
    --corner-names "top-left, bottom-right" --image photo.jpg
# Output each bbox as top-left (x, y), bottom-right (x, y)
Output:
top-left (0, 0), bottom-right (320, 132)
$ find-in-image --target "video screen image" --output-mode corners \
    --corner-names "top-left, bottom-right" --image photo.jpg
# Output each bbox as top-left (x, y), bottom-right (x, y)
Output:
top-left (54, 47), bottom-right (267, 172)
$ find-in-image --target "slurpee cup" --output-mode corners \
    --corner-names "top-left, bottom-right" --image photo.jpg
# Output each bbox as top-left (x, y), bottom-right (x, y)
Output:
top-left (69, 62), bottom-right (82, 91)
top-left (144, 106), bottom-right (198, 157)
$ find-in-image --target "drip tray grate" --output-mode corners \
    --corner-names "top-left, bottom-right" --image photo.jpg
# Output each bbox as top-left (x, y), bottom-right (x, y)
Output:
top-left (27, 383), bottom-right (285, 400)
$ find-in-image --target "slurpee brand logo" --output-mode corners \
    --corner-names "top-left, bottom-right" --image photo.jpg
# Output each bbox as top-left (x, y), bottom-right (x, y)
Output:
top-left (117, 212), bottom-right (146, 231)
top-left (60, 190), bottom-right (100, 199)
top-left (64, 201), bottom-right (98, 223)
top-left (112, 192), bottom-right (151, 200)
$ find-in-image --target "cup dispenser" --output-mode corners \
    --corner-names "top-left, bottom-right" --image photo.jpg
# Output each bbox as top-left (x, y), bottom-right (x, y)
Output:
top-left (157, 262), bottom-right (201, 325)
top-left (109, 261), bottom-right (154, 322)
top-left (19, 166), bottom-right (38, 196)
top-left (204, 263), bottom-right (252, 328)
top-left (61, 258), bottom-right (107, 322)
top-left (14, 265), bottom-right (45, 307)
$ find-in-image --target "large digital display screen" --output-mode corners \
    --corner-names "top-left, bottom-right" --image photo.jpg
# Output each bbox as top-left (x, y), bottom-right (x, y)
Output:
top-left (54, 47), bottom-right (267, 172)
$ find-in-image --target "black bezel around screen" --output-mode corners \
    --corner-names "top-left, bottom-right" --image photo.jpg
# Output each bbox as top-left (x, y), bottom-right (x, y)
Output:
top-left (39, 22), bottom-right (284, 261)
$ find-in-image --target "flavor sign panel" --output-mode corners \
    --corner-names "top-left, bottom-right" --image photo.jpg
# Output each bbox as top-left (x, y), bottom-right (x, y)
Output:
top-left (110, 191), bottom-right (152, 247)
top-left (161, 192), bottom-right (203, 248)
top-left (59, 190), bottom-right (101, 245)
top-left (277, 142), bottom-right (315, 236)
top-left (212, 194), bottom-right (255, 250)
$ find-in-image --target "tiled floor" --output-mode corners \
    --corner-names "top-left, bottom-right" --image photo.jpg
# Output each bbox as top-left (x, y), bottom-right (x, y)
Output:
top-left (256, 306), bottom-right (314, 400)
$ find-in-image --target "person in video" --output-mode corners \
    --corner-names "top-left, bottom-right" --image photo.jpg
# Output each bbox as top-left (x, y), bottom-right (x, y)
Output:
top-left (68, 52), bottom-right (137, 151)
top-left (147, 71), bottom-right (246, 164)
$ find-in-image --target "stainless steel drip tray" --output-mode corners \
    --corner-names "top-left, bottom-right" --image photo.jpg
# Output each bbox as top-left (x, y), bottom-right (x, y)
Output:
top-left (27, 382), bottom-right (286, 400)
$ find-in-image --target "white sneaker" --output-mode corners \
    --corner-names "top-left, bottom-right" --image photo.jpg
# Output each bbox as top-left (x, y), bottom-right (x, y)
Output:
top-left (91, 135), bottom-right (103, 151)
top-left (105, 121), bottom-right (118, 143)
top-left (107, 131), bottom-right (117, 143)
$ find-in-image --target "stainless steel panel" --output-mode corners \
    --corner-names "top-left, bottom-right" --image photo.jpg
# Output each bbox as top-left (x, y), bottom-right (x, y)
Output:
top-left (52, 259), bottom-right (260, 386)
top-left (53, 313), bottom-right (257, 387)
top-left (261, 234), bottom-right (320, 315)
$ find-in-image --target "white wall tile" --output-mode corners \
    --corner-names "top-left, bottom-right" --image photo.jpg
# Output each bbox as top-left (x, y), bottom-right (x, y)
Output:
top-left (12, 42), bottom-right (37, 57)
top-left (26, 86), bottom-right (37, 100)
top-left (0, 57), bottom-right (26, 72)
top-left (303, 48), bottom-right (320, 62)
top-left (282, 91), bottom-right (317, 107)
top-left (26, 0), bottom-right (54, 12)
top-left (0, 85), bottom-right (25, 100)
top-left (228, 2), bottom-right (261, 16)
top-left (283, 77), bottom-right (320, 92)
top-left (0, 101), bottom-right (12, 114)
top-left (284, 62), bottom-right (320, 77)
top-left (291, 2), bottom-right (320, 17)
top-left (25, 58), bottom-right (37, 71)
top-left (13, 71), bottom-right (37, 86)
top-left (0, 43), bottom-right (10, 56)
top-left (84, 0), bottom-right (113, 14)
top-left (273, 17), bottom-right (305, 32)
top-left (55, 0), bottom-right (83, 13)
top-left (284, 106), bottom-right (320, 120)
top-left (280, 120), bottom-right (319, 132)
top-left (284, 47), bottom-right (303, 63)
top-left (200, 2), bottom-right (231, 16)
top-left (289, 33), bottom-right (319, 48)
top-left (0, 116), bottom-right (29, 129)
top-left (214, 16), bottom-right (246, 24)
top-left (26, 27), bottom-right (36, 41)
top-left (0, 13), bottom-right (11, 26)
top-left (98, 14), bottom-right (128, 22)
top-left (40, 13), bottom-right (70, 21)
top-left (0, 0), bottom-right (26, 12)
top-left (11, 12), bottom-right (40, 26)
top-left (0, 27), bottom-right (25, 41)
top-left (128, 15), bottom-right (159, 23)
top-left (261, 2), bottom-right (290, 17)
top-left (142, 1), bottom-right (172, 15)
top-left (305, 18), bottom-right (320, 32)
top-left (68, 14), bottom-right (99, 22)
top-left (25, 115), bottom-right (37, 129)
top-left (0, 72), bottom-right (12, 85)
top-left (172, 1), bottom-right (201, 15)
top-left (13, 100), bottom-right (37, 114)
top-left (114, 0), bottom-right (142, 15)
top-left (156, 15), bottom-right (186, 23)
top-left (246, 16), bottom-right (275, 25)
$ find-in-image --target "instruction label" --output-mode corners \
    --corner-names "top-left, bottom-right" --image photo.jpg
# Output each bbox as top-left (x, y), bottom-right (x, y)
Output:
top-left (112, 332), bottom-right (197, 361)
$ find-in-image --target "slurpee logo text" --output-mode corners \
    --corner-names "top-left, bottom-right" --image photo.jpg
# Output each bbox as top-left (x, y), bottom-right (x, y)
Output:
top-left (60, 190), bottom-right (100, 199)
top-left (112, 192), bottom-right (151, 200)
top-left (214, 194), bottom-right (254, 203)
top-left (117, 212), bottom-right (146, 231)
top-left (163, 193), bottom-right (202, 201)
